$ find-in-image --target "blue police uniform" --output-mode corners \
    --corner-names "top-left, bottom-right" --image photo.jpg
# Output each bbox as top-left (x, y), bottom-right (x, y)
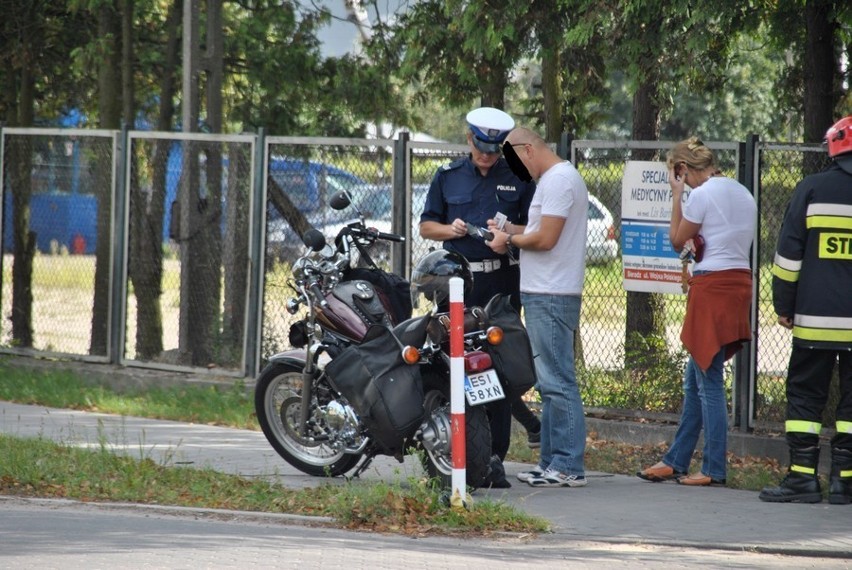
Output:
top-left (420, 156), bottom-right (535, 309)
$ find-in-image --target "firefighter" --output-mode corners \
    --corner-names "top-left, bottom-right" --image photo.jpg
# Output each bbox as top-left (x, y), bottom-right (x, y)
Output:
top-left (759, 116), bottom-right (852, 504)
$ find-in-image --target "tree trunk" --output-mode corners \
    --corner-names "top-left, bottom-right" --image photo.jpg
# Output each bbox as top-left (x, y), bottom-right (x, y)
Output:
top-left (2, 58), bottom-right (15, 123)
top-left (129, 0), bottom-right (181, 360)
top-left (267, 175), bottom-right (312, 238)
top-left (625, 79), bottom-right (666, 368)
top-left (121, 0), bottom-right (135, 127)
top-left (131, 0), bottom-right (181, 360)
top-left (540, 42), bottom-right (562, 142)
top-left (132, 137), bottom-right (166, 360)
top-left (90, 1), bottom-right (122, 356)
top-left (221, 144), bottom-right (249, 365)
top-left (178, 0), bottom-right (224, 367)
top-left (178, 0), bottom-right (200, 365)
top-left (97, 2), bottom-right (122, 129)
top-left (802, 0), bottom-right (838, 144)
top-left (205, 0), bottom-right (241, 365)
top-left (478, 57), bottom-right (507, 109)
top-left (10, 64), bottom-right (36, 347)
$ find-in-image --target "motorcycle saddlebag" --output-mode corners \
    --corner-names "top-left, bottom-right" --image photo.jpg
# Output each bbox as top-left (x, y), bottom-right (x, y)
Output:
top-left (324, 325), bottom-right (424, 456)
top-left (483, 294), bottom-right (538, 399)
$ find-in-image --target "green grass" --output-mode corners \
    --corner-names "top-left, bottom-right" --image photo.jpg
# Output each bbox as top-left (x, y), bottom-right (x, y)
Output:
top-left (0, 361), bottom-right (548, 535)
top-left (0, 358), bottom-right (785, 508)
top-left (0, 434), bottom-right (547, 536)
top-left (0, 363), bottom-right (258, 430)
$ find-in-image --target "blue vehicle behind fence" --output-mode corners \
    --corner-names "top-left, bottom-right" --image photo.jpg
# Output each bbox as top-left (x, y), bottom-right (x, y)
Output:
top-left (264, 157), bottom-right (371, 259)
top-left (3, 141), bottom-right (99, 254)
top-left (3, 140), bottom-right (365, 255)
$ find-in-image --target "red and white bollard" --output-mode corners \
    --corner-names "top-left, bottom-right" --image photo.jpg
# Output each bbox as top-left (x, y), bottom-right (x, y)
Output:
top-left (449, 276), bottom-right (470, 508)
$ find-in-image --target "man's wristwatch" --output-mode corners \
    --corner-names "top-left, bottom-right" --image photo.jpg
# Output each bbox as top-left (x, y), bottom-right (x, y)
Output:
top-left (506, 233), bottom-right (513, 248)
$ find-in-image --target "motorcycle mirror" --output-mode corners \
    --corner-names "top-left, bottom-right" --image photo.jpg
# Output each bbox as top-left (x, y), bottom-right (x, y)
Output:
top-left (329, 191), bottom-right (352, 210)
top-left (302, 228), bottom-right (327, 251)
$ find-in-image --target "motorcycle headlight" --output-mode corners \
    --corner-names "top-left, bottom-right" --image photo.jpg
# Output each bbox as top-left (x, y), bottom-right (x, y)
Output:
top-left (288, 320), bottom-right (308, 348)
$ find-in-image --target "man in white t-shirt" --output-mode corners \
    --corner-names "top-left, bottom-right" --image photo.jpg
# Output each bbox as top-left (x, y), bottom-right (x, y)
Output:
top-left (487, 127), bottom-right (589, 488)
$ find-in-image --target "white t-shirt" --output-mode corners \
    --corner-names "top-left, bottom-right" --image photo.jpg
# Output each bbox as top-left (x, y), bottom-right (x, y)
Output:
top-left (520, 161), bottom-right (588, 295)
top-left (682, 176), bottom-right (756, 272)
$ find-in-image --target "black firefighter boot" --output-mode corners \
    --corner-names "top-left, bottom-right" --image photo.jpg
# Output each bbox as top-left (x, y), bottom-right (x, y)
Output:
top-left (829, 448), bottom-right (852, 505)
top-left (759, 446), bottom-right (823, 503)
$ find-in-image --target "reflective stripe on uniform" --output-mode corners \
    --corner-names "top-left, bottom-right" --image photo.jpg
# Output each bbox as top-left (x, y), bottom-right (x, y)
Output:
top-left (771, 253), bottom-right (801, 282)
top-left (837, 421), bottom-right (852, 434)
top-left (795, 315), bottom-right (852, 328)
top-left (842, 470), bottom-right (852, 478)
top-left (786, 419), bottom-right (821, 435)
top-left (806, 202), bottom-right (852, 219)
top-left (773, 252), bottom-right (802, 272)
top-left (806, 215), bottom-right (852, 231)
top-left (792, 314), bottom-right (852, 343)
top-left (771, 264), bottom-right (799, 282)
top-left (793, 326), bottom-right (852, 343)
top-left (791, 464), bottom-right (816, 475)
top-left (806, 203), bottom-right (852, 233)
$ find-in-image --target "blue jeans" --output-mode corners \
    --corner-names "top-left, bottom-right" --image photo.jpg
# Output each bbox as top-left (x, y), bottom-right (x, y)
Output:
top-left (521, 292), bottom-right (585, 476)
top-left (663, 350), bottom-right (728, 480)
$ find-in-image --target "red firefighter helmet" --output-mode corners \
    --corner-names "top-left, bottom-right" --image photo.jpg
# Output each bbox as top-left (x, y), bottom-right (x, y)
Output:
top-left (825, 116), bottom-right (852, 158)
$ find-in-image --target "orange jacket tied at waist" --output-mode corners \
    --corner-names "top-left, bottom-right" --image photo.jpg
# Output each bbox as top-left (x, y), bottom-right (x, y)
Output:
top-left (681, 269), bottom-right (753, 371)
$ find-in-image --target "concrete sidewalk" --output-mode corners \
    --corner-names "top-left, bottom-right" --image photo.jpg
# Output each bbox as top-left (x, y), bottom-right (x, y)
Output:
top-left (1, 401), bottom-right (850, 558)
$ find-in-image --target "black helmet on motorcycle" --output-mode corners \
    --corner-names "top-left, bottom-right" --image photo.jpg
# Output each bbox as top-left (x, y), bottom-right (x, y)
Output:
top-left (410, 250), bottom-right (474, 310)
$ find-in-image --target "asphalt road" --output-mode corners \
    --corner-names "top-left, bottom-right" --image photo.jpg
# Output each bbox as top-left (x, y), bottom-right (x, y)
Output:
top-left (1, 496), bottom-right (848, 569)
top-left (2, 401), bottom-right (852, 568)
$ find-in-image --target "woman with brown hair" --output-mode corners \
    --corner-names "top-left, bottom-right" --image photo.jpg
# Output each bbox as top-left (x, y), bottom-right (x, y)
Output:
top-left (637, 137), bottom-right (756, 486)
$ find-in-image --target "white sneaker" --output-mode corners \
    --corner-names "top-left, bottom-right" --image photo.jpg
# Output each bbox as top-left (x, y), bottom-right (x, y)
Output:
top-left (516, 467), bottom-right (545, 482)
top-left (527, 468), bottom-right (588, 488)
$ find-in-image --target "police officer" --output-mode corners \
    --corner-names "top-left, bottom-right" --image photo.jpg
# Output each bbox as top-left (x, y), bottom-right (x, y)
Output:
top-left (420, 107), bottom-right (537, 488)
top-left (759, 115), bottom-right (852, 505)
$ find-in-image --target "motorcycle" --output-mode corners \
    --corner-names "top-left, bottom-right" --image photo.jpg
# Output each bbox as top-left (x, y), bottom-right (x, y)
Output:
top-left (254, 191), bottom-right (512, 488)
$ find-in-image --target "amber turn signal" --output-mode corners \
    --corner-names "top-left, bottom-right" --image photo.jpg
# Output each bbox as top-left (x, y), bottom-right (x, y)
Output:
top-left (401, 345), bottom-right (420, 365)
top-left (485, 326), bottom-right (503, 345)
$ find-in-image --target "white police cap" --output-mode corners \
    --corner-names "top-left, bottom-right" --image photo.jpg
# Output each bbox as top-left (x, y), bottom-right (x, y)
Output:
top-left (467, 107), bottom-right (514, 153)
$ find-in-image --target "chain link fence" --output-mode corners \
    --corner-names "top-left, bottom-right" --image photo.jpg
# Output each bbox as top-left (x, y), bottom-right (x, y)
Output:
top-left (124, 132), bottom-right (255, 371)
top-left (1, 128), bottom-right (116, 359)
top-left (261, 137), bottom-right (398, 359)
top-left (753, 143), bottom-right (830, 424)
top-left (0, 128), bottom-right (834, 428)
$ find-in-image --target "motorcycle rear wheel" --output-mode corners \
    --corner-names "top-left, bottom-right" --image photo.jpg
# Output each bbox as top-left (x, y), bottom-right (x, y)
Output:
top-left (255, 361), bottom-right (361, 477)
top-left (420, 389), bottom-right (491, 489)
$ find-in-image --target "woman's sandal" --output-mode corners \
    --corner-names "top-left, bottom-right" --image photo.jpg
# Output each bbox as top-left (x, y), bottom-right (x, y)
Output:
top-left (636, 463), bottom-right (686, 482)
top-left (676, 473), bottom-right (726, 486)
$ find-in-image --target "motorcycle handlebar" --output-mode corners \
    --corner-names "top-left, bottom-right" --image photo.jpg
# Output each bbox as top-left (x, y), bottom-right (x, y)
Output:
top-left (347, 224), bottom-right (405, 243)
top-left (309, 281), bottom-right (328, 308)
top-left (371, 228), bottom-right (405, 243)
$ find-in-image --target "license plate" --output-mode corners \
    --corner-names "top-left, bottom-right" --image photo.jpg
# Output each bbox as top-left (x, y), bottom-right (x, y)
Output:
top-left (464, 369), bottom-right (505, 406)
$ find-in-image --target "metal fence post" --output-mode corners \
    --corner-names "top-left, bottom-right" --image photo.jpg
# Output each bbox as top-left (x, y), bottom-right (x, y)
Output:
top-left (109, 126), bottom-right (129, 365)
top-left (732, 134), bottom-right (760, 432)
top-left (392, 131), bottom-right (409, 277)
top-left (245, 128), bottom-right (265, 378)
top-left (559, 132), bottom-right (574, 160)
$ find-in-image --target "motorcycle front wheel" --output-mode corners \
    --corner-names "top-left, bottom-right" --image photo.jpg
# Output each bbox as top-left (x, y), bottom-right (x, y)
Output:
top-left (420, 389), bottom-right (491, 489)
top-left (255, 361), bottom-right (361, 477)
